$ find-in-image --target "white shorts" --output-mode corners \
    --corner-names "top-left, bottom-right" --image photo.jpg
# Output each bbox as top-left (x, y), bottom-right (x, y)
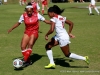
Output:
top-left (53, 35), bottom-right (71, 47)
top-left (90, 1), bottom-right (95, 5)
top-left (4, 0), bottom-right (7, 2)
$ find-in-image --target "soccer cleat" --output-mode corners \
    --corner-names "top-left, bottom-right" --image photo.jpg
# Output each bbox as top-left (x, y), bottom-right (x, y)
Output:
top-left (84, 56), bottom-right (89, 65)
top-left (89, 13), bottom-right (94, 15)
top-left (22, 59), bottom-right (32, 68)
top-left (45, 64), bottom-right (55, 69)
top-left (98, 13), bottom-right (100, 15)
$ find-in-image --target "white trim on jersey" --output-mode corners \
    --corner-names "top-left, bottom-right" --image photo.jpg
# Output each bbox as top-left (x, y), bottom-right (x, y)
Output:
top-left (18, 13), bottom-right (45, 23)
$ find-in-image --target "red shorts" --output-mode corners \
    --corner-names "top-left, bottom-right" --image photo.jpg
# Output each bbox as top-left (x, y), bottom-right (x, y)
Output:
top-left (24, 30), bottom-right (38, 39)
top-left (42, 1), bottom-right (47, 5)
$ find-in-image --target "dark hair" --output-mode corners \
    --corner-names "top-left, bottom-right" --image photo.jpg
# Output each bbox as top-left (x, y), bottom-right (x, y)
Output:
top-left (48, 5), bottom-right (65, 15)
top-left (25, 2), bottom-right (32, 11)
top-left (27, 2), bottom-right (32, 6)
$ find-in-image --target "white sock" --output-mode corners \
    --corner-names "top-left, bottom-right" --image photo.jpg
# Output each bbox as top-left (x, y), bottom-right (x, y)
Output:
top-left (69, 53), bottom-right (85, 60)
top-left (46, 50), bottom-right (55, 64)
top-left (19, 1), bottom-right (21, 5)
top-left (94, 7), bottom-right (100, 14)
top-left (89, 7), bottom-right (92, 13)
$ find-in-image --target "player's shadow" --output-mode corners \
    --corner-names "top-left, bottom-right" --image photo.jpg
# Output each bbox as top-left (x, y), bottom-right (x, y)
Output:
top-left (54, 58), bottom-right (71, 67)
top-left (54, 58), bottom-right (89, 68)
top-left (30, 53), bottom-right (46, 64)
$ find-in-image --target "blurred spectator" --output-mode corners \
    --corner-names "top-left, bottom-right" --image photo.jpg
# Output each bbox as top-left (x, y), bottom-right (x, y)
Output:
top-left (0, 0), bottom-right (2, 5)
top-left (4, 0), bottom-right (7, 4)
top-left (19, 0), bottom-right (27, 5)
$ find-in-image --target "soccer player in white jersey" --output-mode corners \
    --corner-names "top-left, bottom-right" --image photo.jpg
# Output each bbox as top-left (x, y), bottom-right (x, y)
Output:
top-left (88, 0), bottom-right (100, 15)
top-left (44, 5), bottom-right (89, 69)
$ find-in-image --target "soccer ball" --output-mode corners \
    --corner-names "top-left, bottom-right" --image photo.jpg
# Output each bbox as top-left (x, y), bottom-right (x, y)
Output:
top-left (13, 59), bottom-right (23, 68)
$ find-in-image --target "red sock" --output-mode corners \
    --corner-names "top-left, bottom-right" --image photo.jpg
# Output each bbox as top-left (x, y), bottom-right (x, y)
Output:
top-left (22, 50), bottom-right (27, 62)
top-left (27, 49), bottom-right (32, 55)
top-left (42, 10), bottom-right (44, 15)
top-left (22, 50), bottom-right (27, 57)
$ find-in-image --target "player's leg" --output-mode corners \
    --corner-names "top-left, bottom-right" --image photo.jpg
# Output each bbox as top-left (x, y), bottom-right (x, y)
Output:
top-left (21, 34), bottom-right (30, 62)
top-left (89, 4), bottom-right (93, 15)
top-left (19, 0), bottom-right (22, 5)
top-left (45, 5), bottom-right (48, 10)
top-left (45, 37), bottom-right (59, 68)
top-left (27, 33), bottom-right (38, 55)
top-left (60, 44), bottom-right (89, 65)
top-left (93, 5), bottom-right (100, 15)
top-left (25, 33), bottom-right (38, 63)
top-left (42, 4), bottom-right (44, 15)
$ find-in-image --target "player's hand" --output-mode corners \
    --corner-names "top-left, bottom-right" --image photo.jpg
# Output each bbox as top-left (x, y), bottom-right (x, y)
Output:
top-left (69, 33), bottom-right (75, 38)
top-left (8, 29), bottom-right (12, 34)
top-left (45, 35), bottom-right (48, 40)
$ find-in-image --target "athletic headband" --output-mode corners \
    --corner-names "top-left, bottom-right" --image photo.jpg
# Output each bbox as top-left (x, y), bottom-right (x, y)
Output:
top-left (26, 5), bottom-right (33, 8)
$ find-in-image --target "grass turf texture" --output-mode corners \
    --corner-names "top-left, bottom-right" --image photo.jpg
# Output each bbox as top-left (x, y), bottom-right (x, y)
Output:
top-left (0, 2), bottom-right (100, 75)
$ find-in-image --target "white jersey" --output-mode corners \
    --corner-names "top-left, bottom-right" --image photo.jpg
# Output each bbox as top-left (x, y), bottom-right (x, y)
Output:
top-left (50, 15), bottom-right (69, 39)
top-left (18, 13), bottom-right (45, 23)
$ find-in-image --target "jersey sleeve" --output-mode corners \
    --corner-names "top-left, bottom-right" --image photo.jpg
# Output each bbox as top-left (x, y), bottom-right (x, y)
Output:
top-left (38, 13), bottom-right (45, 21)
top-left (18, 15), bottom-right (24, 23)
top-left (50, 17), bottom-right (56, 23)
top-left (63, 17), bottom-right (66, 22)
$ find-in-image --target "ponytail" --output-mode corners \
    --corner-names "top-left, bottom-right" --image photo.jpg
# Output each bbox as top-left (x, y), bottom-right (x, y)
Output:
top-left (53, 5), bottom-right (65, 15)
top-left (48, 5), bottom-right (65, 15)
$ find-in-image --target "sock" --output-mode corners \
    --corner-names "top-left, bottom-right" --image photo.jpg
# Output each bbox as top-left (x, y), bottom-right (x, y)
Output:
top-left (42, 9), bottom-right (44, 15)
top-left (19, 1), bottom-right (21, 5)
top-left (69, 53), bottom-right (85, 60)
top-left (27, 48), bottom-right (32, 55)
top-left (89, 7), bottom-right (92, 13)
top-left (22, 49), bottom-right (32, 62)
top-left (22, 49), bottom-right (27, 61)
top-left (46, 50), bottom-right (55, 64)
top-left (22, 49), bottom-right (27, 57)
top-left (26, 48), bottom-right (32, 62)
top-left (94, 7), bottom-right (100, 14)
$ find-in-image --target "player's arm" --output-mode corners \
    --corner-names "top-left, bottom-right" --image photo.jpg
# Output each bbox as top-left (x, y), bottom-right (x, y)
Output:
top-left (65, 19), bottom-right (75, 38)
top-left (8, 22), bottom-right (21, 34)
top-left (8, 15), bottom-right (23, 34)
top-left (45, 21), bottom-right (55, 40)
top-left (38, 13), bottom-right (51, 24)
top-left (43, 20), bottom-right (51, 24)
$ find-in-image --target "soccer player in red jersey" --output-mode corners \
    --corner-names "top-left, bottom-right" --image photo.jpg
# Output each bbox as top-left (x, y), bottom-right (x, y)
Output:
top-left (8, 4), bottom-right (50, 67)
top-left (41, 0), bottom-right (48, 15)
top-left (31, 0), bottom-right (40, 13)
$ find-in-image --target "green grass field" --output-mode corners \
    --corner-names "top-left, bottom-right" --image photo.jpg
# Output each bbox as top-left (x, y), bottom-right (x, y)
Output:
top-left (0, 2), bottom-right (100, 75)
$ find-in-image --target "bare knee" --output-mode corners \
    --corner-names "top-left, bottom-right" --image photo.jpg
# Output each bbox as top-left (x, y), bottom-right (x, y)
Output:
top-left (45, 43), bottom-right (52, 51)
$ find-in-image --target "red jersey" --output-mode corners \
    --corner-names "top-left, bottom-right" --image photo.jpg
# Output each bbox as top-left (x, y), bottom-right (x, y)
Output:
top-left (23, 12), bottom-right (39, 32)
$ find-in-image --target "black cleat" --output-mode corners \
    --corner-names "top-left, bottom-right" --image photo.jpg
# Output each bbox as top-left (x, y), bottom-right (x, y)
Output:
top-left (22, 60), bottom-right (32, 68)
top-left (89, 13), bottom-right (94, 15)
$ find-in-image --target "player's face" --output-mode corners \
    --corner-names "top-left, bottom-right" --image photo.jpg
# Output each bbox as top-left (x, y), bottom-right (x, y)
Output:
top-left (48, 12), bottom-right (54, 18)
top-left (26, 8), bottom-right (33, 17)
